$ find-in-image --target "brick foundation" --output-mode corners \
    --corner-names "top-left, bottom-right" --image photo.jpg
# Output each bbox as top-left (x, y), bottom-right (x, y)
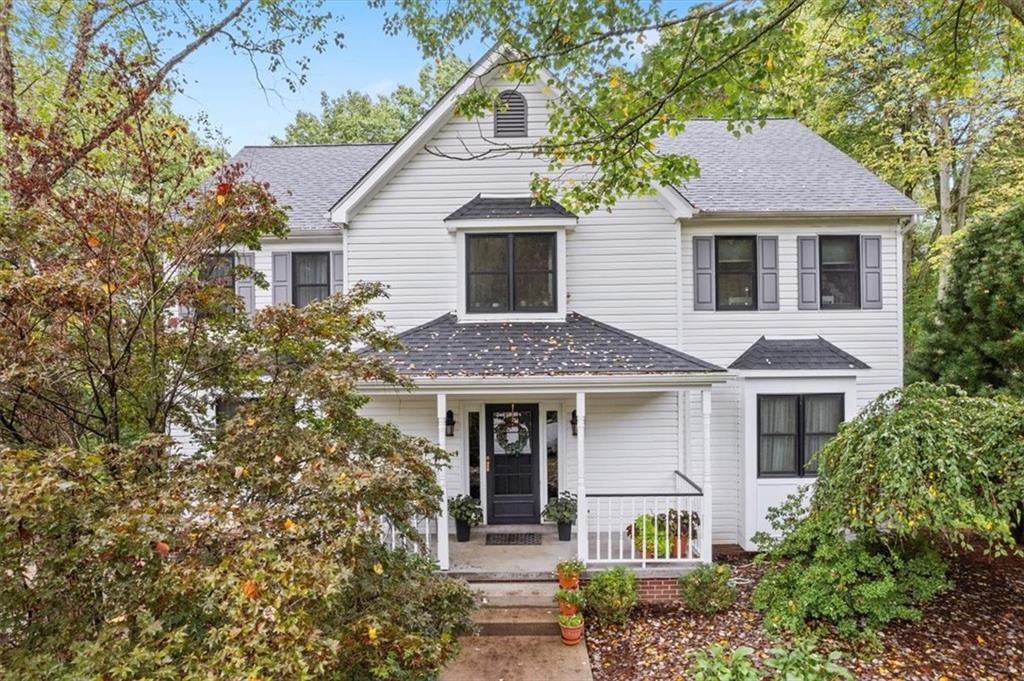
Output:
top-left (636, 577), bottom-right (679, 604)
top-left (580, 576), bottom-right (680, 604)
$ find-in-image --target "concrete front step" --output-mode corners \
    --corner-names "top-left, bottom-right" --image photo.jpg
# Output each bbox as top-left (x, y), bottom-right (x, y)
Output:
top-left (440, 634), bottom-right (593, 681)
top-left (472, 606), bottom-right (561, 636)
top-left (472, 579), bottom-right (560, 608)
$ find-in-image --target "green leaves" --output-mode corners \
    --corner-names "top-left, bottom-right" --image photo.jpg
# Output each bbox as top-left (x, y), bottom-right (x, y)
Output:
top-left (753, 383), bottom-right (1024, 638)
top-left (911, 206), bottom-right (1024, 397)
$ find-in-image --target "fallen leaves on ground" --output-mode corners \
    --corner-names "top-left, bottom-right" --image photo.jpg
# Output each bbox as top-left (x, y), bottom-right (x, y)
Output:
top-left (587, 553), bottom-right (1024, 680)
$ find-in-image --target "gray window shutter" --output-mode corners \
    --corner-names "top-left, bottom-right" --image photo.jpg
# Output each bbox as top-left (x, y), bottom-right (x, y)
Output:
top-left (693, 236), bottom-right (715, 310)
top-left (797, 236), bottom-right (819, 310)
top-left (860, 235), bottom-right (883, 309)
top-left (330, 251), bottom-right (344, 296)
top-left (235, 252), bottom-right (255, 317)
top-left (757, 236), bottom-right (779, 311)
top-left (271, 252), bottom-right (291, 305)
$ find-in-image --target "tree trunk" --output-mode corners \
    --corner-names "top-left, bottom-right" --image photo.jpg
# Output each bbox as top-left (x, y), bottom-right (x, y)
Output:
top-left (935, 113), bottom-right (954, 298)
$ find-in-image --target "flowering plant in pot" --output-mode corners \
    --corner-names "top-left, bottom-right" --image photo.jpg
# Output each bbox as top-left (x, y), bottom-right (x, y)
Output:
top-left (558, 613), bottom-right (584, 646)
top-left (555, 558), bottom-right (585, 589)
top-left (626, 510), bottom-right (700, 558)
top-left (448, 494), bottom-right (483, 542)
top-left (553, 587), bottom-right (585, 617)
top-left (542, 492), bottom-right (577, 541)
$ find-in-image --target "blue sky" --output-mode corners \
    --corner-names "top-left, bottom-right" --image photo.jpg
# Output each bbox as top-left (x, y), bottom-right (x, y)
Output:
top-left (172, 2), bottom-right (485, 154)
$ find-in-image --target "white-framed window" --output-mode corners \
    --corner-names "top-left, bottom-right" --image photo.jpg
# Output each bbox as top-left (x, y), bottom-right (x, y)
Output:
top-left (454, 227), bottom-right (568, 321)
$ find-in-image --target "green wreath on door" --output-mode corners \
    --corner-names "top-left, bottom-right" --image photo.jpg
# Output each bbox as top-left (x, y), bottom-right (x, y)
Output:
top-left (494, 411), bottom-right (530, 456)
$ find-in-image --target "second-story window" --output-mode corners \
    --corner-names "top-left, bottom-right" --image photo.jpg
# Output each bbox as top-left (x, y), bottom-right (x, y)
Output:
top-left (820, 235), bottom-right (860, 309)
top-left (201, 253), bottom-right (235, 290)
top-left (715, 236), bottom-right (757, 310)
top-left (467, 233), bottom-right (555, 313)
top-left (293, 252), bottom-right (330, 308)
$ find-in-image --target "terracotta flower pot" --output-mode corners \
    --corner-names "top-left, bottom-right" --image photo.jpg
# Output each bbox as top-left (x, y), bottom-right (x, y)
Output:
top-left (559, 623), bottom-right (584, 646)
top-left (557, 574), bottom-right (579, 590)
top-left (558, 601), bottom-right (577, 617)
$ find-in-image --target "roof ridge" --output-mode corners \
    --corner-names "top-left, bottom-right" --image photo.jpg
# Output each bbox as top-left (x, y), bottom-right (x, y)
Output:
top-left (569, 313), bottom-right (724, 372)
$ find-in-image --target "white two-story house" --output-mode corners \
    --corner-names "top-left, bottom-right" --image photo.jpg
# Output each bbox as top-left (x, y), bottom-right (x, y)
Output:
top-left (191, 49), bottom-right (921, 574)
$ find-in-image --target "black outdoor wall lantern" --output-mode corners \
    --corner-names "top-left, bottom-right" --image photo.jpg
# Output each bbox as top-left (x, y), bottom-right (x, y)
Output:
top-left (570, 409), bottom-right (578, 436)
top-left (445, 409), bottom-right (456, 437)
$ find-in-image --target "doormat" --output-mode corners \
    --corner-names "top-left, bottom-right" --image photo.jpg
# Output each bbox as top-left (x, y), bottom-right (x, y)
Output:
top-left (485, 532), bottom-right (543, 546)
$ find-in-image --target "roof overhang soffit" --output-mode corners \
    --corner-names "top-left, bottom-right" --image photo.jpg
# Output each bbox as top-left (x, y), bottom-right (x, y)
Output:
top-left (357, 372), bottom-right (731, 395)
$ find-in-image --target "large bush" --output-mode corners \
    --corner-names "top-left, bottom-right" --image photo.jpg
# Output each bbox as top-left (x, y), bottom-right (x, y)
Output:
top-left (0, 108), bottom-right (473, 678)
top-left (754, 384), bottom-right (1024, 637)
top-left (910, 204), bottom-right (1024, 395)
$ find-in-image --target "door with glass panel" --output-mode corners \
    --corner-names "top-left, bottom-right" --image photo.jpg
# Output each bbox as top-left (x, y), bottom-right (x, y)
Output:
top-left (485, 404), bottom-right (540, 524)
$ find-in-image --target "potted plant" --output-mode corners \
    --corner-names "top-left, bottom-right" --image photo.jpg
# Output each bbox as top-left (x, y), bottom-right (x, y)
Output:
top-left (656, 509), bottom-right (700, 558)
top-left (626, 511), bottom-right (700, 558)
top-left (542, 492), bottom-right (577, 541)
top-left (448, 494), bottom-right (483, 542)
top-left (555, 558), bottom-right (585, 589)
top-left (558, 613), bottom-right (584, 646)
top-left (553, 587), bottom-right (585, 617)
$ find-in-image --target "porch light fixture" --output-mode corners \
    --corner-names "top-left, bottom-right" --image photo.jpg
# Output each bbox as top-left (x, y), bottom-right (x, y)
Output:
top-left (445, 410), bottom-right (456, 437)
top-left (570, 409), bottom-right (578, 436)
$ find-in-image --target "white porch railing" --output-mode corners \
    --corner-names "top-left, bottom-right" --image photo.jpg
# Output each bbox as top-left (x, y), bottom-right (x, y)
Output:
top-left (379, 516), bottom-right (438, 560)
top-left (585, 471), bottom-right (711, 567)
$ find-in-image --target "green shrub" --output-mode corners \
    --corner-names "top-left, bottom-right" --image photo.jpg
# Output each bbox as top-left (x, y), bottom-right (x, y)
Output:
top-left (582, 566), bottom-right (638, 625)
top-left (765, 638), bottom-right (853, 680)
top-left (679, 564), bottom-right (738, 614)
top-left (688, 643), bottom-right (759, 681)
top-left (754, 533), bottom-right (949, 639)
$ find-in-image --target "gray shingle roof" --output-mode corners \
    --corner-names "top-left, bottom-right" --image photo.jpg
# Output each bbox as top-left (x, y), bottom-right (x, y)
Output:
top-left (729, 336), bottom-right (870, 371)
top-left (365, 313), bottom-right (724, 377)
top-left (445, 195), bottom-right (576, 221)
top-left (659, 119), bottom-right (922, 215)
top-left (224, 119), bottom-right (920, 226)
top-left (227, 144), bottom-right (391, 230)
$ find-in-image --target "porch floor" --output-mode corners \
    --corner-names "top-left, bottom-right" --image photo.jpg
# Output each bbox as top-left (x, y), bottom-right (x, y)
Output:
top-left (446, 524), bottom-right (718, 579)
top-left (449, 524), bottom-right (574, 577)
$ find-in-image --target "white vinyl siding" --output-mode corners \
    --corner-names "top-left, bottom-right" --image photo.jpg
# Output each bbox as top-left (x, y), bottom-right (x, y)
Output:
top-left (682, 220), bottom-right (902, 545)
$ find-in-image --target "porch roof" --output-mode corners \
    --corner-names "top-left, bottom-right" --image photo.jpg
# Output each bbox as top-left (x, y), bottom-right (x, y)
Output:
top-left (363, 313), bottom-right (725, 380)
top-left (729, 336), bottom-right (870, 371)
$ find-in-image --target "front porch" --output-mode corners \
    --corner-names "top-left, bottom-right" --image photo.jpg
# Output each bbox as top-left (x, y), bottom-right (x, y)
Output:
top-left (362, 312), bottom-right (730, 575)
top-left (378, 387), bottom-right (719, 575)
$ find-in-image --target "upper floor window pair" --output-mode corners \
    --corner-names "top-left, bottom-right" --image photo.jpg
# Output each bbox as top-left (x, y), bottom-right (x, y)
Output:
top-left (467, 233), bottom-right (556, 313)
top-left (694, 234), bottom-right (882, 312)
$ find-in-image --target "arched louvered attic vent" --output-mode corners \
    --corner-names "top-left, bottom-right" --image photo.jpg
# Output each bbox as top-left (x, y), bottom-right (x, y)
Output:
top-left (494, 90), bottom-right (528, 137)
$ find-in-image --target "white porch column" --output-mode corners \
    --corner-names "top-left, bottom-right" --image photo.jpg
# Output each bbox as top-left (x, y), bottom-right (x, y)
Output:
top-left (700, 389), bottom-right (713, 564)
top-left (575, 391), bottom-right (587, 563)
top-left (436, 393), bottom-right (450, 570)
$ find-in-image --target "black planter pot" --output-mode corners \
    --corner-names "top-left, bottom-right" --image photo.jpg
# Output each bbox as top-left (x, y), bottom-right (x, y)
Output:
top-left (557, 521), bottom-right (572, 541)
top-left (455, 519), bottom-right (471, 542)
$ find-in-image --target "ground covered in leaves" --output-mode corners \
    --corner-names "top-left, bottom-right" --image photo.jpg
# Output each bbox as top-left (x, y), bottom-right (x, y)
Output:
top-left (587, 554), bottom-right (1024, 680)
